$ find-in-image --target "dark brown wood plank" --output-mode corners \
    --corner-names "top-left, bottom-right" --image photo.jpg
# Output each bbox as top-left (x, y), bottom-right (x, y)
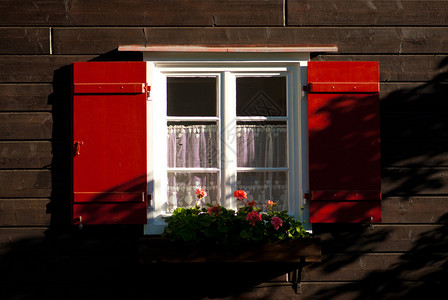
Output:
top-left (382, 112), bottom-right (448, 139)
top-left (287, 0), bottom-right (448, 26)
top-left (139, 238), bottom-right (321, 263)
top-left (381, 82), bottom-right (448, 112)
top-left (0, 55), bottom-right (137, 83)
top-left (53, 27), bottom-right (448, 55)
top-left (0, 141), bottom-right (52, 169)
top-left (382, 197), bottom-right (448, 223)
top-left (0, 84), bottom-right (52, 111)
top-left (0, 113), bottom-right (52, 140)
top-left (0, 0), bottom-right (283, 26)
top-left (1, 55), bottom-right (446, 84)
top-left (0, 170), bottom-right (51, 197)
top-left (382, 167), bottom-right (448, 196)
top-left (0, 199), bottom-right (50, 226)
top-left (303, 253), bottom-right (447, 281)
top-left (0, 28), bottom-right (50, 54)
top-left (382, 140), bottom-right (448, 167)
top-left (314, 55), bottom-right (448, 82)
top-left (314, 224), bottom-right (447, 253)
top-left (299, 281), bottom-right (444, 300)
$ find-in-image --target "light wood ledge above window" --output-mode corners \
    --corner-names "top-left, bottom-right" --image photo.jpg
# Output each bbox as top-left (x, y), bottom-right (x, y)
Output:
top-left (118, 45), bottom-right (339, 53)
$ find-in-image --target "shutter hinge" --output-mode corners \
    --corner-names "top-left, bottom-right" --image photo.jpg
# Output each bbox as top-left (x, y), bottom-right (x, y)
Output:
top-left (304, 193), bottom-right (311, 200)
top-left (73, 141), bottom-right (84, 156)
top-left (146, 85), bottom-right (151, 101)
top-left (302, 83), bottom-right (312, 92)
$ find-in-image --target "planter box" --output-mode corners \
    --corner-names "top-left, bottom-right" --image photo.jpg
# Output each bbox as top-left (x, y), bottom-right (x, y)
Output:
top-left (139, 237), bottom-right (321, 263)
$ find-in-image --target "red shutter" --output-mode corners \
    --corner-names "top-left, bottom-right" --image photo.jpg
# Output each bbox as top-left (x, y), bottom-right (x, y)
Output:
top-left (307, 61), bottom-right (381, 223)
top-left (72, 62), bottom-right (148, 225)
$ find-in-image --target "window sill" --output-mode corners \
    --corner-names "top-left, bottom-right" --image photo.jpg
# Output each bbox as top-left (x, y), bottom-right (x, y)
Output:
top-left (139, 237), bottom-right (321, 264)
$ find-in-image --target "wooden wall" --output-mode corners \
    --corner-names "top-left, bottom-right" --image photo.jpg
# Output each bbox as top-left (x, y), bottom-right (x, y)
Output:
top-left (1, 1), bottom-right (447, 299)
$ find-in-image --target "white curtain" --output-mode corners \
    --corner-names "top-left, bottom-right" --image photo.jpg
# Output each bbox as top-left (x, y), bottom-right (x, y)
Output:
top-left (167, 124), bottom-right (288, 211)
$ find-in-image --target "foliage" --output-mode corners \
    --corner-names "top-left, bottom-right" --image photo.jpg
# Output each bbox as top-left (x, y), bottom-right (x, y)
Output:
top-left (162, 190), bottom-right (310, 246)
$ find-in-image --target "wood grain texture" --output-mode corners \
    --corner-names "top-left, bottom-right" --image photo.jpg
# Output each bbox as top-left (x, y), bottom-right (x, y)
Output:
top-left (0, 113), bottom-right (52, 140)
top-left (382, 167), bottom-right (448, 196)
top-left (0, 170), bottom-right (51, 197)
top-left (303, 253), bottom-right (447, 281)
top-left (314, 55), bottom-right (448, 82)
top-left (314, 224), bottom-right (447, 253)
top-left (0, 84), bottom-right (53, 111)
top-left (287, 0), bottom-right (448, 26)
top-left (0, 0), bottom-right (283, 26)
top-left (382, 197), bottom-right (448, 223)
top-left (0, 199), bottom-right (51, 226)
top-left (0, 28), bottom-right (50, 54)
top-left (0, 141), bottom-right (52, 169)
top-left (53, 27), bottom-right (448, 55)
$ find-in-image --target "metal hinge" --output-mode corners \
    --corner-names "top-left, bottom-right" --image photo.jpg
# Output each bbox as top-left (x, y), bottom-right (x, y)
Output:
top-left (302, 84), bottom-right (311, 92)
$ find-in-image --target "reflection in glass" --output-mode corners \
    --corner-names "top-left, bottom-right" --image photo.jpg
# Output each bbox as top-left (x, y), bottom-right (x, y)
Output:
top-left (237, 77), bottom-right (286, 116)
top-left (167, 77), bottom-right (217, 116)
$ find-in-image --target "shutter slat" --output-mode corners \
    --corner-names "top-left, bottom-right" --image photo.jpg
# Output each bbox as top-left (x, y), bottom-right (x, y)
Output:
top-left (73, 83), bottom-right (146, 94)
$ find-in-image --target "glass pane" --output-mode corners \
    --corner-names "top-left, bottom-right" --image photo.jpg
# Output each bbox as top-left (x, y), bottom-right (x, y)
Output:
top-left (167, 77), bottom-right (217, 116)
top-left (167, 172), bottom-right (219, 212)
top-left (237, 121), bottom-right (287, 167)
top-left (237, 77), bottom-right (286, 116)
top-left (167, 122), bottom-right (218, 168)
top-left (237, 172), bottom-right (288, 211)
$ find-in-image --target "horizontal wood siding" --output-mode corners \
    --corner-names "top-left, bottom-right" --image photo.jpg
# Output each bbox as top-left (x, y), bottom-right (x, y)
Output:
top-left (287, 0), bottom-right (448, 26)
top-left (1, 0), bottom-right (447, 299)
top-left (53, 27), bottom-right (448, 54)
top-left (0, 0), bottom-right (284, 26)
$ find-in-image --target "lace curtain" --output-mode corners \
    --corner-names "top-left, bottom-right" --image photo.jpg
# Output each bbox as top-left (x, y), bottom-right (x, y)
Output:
top-left (167, 124), bottom-right (288, 211)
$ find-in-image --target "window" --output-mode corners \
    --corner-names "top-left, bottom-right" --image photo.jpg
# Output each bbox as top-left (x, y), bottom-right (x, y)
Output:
top-left (71, 56), bottom-right (381, 229)
top-left (145, 53), bottom-right (310, 234)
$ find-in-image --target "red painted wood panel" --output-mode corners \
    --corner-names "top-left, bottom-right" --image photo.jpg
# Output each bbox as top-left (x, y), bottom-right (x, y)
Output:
top-left (72, 62), bottom-right (147, 225)
top-left (308, 61), bottom-right (381, 223)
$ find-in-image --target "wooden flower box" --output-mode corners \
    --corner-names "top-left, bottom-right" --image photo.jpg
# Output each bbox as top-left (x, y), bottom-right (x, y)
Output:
top-left (139, 237), bottom-right (321, 263)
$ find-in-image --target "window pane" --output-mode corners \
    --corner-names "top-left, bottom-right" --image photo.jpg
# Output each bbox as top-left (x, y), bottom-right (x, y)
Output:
top-left (167, 122), bottom-right (218, 168)
top-left (237, 77), bottom-right (286, 116)
top-left (167, 172), bottom-right (219, 212)
top-left (237, 121), bottom-right (287, 167)
top-left (237, 172), bottom-right (288, 211)
top-left (167, 77), bottom-right (217, 116)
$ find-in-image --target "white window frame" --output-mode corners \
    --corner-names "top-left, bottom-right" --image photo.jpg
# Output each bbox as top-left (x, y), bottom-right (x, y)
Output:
top-left (143, 52), bottom-right (310, 235)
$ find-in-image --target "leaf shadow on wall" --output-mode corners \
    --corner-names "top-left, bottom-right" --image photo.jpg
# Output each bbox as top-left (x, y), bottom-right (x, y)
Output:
top-left (308, 57), bottom-right (448, 299)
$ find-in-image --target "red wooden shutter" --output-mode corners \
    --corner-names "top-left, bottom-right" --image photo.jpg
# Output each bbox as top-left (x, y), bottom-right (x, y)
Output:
top-left (72, 62), bottom-right (148, 225)
top-left (307, 61), bottom-right (381, 223)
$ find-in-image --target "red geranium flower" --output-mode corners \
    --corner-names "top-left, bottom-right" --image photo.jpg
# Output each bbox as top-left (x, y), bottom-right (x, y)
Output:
top-left (233, 190), bottom-right (247, 201)
top-left (271, 216), bottom-right (283, 230)
top-left (207, 204), bottom-right (221, 216)
top-left (195, 188), bottom-right (207, 199)
top-left (246, 210), bottom-right (262, 226)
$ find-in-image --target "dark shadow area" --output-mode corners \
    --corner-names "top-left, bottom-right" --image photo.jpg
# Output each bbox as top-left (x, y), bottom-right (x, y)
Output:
top-left (311, 214), bottom-right (448, 299)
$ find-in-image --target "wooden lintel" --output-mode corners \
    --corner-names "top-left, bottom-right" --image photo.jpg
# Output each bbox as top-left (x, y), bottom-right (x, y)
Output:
top-left (118, 45), bottom-right (338, 53)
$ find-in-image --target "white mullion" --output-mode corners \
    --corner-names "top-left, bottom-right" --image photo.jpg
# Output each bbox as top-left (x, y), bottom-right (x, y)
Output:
top-left (222, 71), bottom-right (237, 209)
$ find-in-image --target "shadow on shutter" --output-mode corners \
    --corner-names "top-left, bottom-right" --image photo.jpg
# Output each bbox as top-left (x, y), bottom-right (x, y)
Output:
top-left (307, 61), bottom-right (381, 223)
